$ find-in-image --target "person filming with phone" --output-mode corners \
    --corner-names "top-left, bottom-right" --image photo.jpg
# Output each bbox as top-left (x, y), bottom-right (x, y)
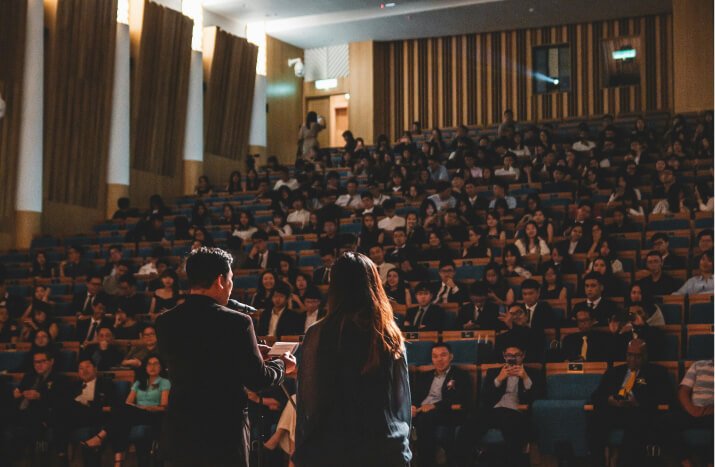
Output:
top-left (455, 341), bottom-right (544, 467)
top-left (156, 247), bottom-right (296, 467)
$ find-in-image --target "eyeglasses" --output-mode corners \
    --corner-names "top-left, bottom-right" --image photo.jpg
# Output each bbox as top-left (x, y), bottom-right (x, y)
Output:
top-left (143, 332), bottom-right (156, 337)
top-left (33, 359), bottom-right (49, 364)
top-left (503, 353), bottom-right (523, 359)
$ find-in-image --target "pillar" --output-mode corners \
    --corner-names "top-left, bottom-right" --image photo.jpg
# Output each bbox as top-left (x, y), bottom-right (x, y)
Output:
top-left (183, 49), bottom-right (204, 195)
top-left (15, 0), bottom-right (44, 249)
top-left (107, 22), bottom-right (131, 219)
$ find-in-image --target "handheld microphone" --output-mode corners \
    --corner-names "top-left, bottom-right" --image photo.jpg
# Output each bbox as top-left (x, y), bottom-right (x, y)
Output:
top-left (227, 299), bottom-right (257, 314)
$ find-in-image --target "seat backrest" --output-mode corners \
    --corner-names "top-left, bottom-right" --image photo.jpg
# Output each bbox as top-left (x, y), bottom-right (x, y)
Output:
top-left (405, 340), bottom-right (435, 366)
top-left (688, 334), bottom-right (714, 360)
top-left (546, 373), bottom-right (603, 400)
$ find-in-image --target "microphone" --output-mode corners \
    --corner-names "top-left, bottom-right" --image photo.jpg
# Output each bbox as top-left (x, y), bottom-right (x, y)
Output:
top-left (227, 299), bottom-right (257, 314)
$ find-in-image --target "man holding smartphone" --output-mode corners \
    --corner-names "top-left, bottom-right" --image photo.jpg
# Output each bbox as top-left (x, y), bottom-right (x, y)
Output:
top-left (455, 342), bottom-right (544, 467)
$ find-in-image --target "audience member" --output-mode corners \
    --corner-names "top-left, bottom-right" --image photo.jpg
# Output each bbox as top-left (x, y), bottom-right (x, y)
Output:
top-left (404, 282), bottom-right (445, 332)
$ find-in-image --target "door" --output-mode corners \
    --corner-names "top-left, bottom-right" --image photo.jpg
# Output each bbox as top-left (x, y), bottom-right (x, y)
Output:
top-left (306, 97), bottom-right (331, 150)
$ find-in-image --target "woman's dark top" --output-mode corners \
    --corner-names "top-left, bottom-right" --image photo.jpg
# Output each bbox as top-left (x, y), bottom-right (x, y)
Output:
top-left (385, 284), bottom-right (410, 305)
top-left (463, 244), bottom-right (490, 259)
top-left (250, 291), bottom-right (274, 311)
top-left (420, 246), bottom-right (456, 262)
top-left (540, 286), bottom-right (565, 300)
top-left (486, 282), bottom-right (511, 303)
top-left (358, 228), bottom-right (383, 253)
top-left (153, 292), bottom-right (180, 314)
top-left (295, 319), bottom-right (412, 467)
top-left (32, 263), bottom-right (54, 278)
top-left (0, 323), bottom-right (15, 343)
top-left (114, 322), bottom-right (141, 340)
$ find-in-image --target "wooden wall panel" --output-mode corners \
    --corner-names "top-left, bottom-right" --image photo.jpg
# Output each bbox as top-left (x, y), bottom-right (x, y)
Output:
top-left (672, 0), bottom-right (713, 113)
top-left (0, 0), bottom-right (26, 236)
top-left (373, 13), bottom-right (673, 140)
top-left (348, 41), bottom-right (375, 144)
top-left (266, 35), bottom-right (303, 164)
top-left (44, 0), bottom-right (117, 208)
top-left (204, 29), bottom-right (258, 161)
top-left (131, 1), bottom-right (192, 177)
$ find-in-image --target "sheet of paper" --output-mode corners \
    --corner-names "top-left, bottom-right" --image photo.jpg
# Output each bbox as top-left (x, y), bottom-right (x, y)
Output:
top-left (268, 341), bottom-right (299, 357)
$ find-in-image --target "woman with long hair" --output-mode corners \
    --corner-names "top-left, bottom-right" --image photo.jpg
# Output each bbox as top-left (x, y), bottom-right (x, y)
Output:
top-left (295, 252), bottom-right (411, 467)
top-left (384, 267), bottom-right (413, 307)
top-left (298, 111), bottom-right (325, 161)
top-left (226, 170), bottom-right (244, 194)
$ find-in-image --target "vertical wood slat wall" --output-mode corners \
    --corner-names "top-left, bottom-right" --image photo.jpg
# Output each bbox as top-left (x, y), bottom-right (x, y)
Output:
top-left (374, 13), bottom-right (673, 140)
top-left (204, 29), bottom-right (258, 160)
top-left (0, 0), bottom-right (26, 229)
top-left (44, 0), bottom-right (117, 208)
top-left (131, 0), bottom-right (192, 177)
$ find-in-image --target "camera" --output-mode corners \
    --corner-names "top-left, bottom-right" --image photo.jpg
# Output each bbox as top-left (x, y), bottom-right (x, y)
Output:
top-left (504, 358), bottom-right (518, 366)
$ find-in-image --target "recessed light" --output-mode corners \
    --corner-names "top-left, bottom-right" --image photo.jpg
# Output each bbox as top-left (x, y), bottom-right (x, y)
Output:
top-left (380, 2), bottom-right (396, 8)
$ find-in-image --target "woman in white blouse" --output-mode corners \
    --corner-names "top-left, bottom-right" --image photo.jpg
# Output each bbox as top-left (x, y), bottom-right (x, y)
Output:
top-left (514, 221), bottom-right (550, 256)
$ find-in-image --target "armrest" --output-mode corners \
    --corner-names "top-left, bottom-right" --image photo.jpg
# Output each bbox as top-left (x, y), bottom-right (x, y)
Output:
top-left (450, 404), bottom-right (462, 411)
top-left (583, 404), bottom-right (669, 411)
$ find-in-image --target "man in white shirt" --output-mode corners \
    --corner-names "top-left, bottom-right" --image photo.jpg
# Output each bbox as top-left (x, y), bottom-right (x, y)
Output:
top-left (494, 153), bottom-right (520, 180)
top-left (286, 196), bottom-right (311, 230)
top-left (335, 178), bottom-right (364, 211)
top-left (377, 199), bottom-right (405, 232)
top-left (303, 289), bottom-right (325, 333)
top-left (273, 166), bottom-right (299, 191)
top-left (428, 181), bottom-right (457, 212)
top-left (368, 244), bottom-right (395, 284)
top-left (257, 284), bottom-right (304, 337)
top-left (572, 124), bottom-right (596, 153)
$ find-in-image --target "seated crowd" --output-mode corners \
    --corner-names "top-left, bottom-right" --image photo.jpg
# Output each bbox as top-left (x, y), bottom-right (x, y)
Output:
top-left (0, 110), bottom-right (713, 466)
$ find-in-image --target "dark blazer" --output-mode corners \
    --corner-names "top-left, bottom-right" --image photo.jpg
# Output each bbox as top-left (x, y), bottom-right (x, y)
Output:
top-left (256, 307), bottom-right (306, 338)
top-left (457, 302), bottom-right (501, 330)
top-left (242, 250), bottom-right (282, 270)
top-left (662, 253), bottom-right (687, 271)
top-left (495, 325), bottom-right (545, 363)
top-left (556, 239), bottom-right (589, 255)
top-left (404, 304), bottom-right (445, 332)
top-left (79, 344), bottom-right (125, 371)
top-left (592, 363), bottom-right (673, 410)
top-left (571, 299), bottom-right (620, 327)
top-left (431, 281), bottom-right (469, 304)
top-left (386, 245), bottom-right (418, 264)
top-left (70, 291), bottom-right (112, 317)
top-left (312, 266), bottom-right (331, 285)
top-left (118, 293), bottom-right (148, 315)
top-left (480, 366), bottom-right (545, 409)
top-left (412, 366), bottom-right (472, 417)
top-left (156, 294), bottom-right (284, 465)
top-left (16, 369), bottom-right (69, 413)
top-left (67, 376), bottom-right (117, 411)
top-left (561, 330), bottom-right (614, 361)
top-left (611, 326), bottom-right (668, 361)
top-left (636, 274), bottom-right (682, 297)
top-left (75, 318), bottom-right (113, 342)
top-left (294, 318), bottom-right (412, 467)
top-left (524, 301), bottom-right (557, 330)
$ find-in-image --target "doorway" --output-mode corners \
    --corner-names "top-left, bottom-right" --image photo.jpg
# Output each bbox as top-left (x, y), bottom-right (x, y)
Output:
top-left (306, 94), bottom-right (349, 149)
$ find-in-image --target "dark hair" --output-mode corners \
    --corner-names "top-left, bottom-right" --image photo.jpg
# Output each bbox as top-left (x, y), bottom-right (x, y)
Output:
top-left (651, 233), bottom-right (669, 244)
top-left (583, 271), bottom-right (604, 285)
top-left (306, 111), bottom-right (318, 127)
top-left (136, 354), bottom-right (164, 391)
top-left (431, 342), bottom-right (452, 354)
top-left (469, 282), bottom-right (488, 296)
top-left (323, 252), bottom-right (404, 373)
top-left (521, 279), bottom-right (541, 291)
top-left (415, 282), bottom-right (432, 294)
top-left (118, 274), bottom-right (136, 287)
top-left (185, 247), bottom-right (233, 289)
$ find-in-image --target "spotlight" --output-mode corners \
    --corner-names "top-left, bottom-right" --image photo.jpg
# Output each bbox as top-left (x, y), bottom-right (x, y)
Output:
top-left (553, 78), bottom-right (560, 86)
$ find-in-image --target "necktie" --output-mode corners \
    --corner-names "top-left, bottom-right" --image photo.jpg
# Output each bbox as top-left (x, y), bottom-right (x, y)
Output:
top-left (474, 306), bottom-right (481, 321)
top-left (346, 195), bottom-right (353, 207)
top-left (259, 253), bottom-right (266, 269)
top-left (87, 321), bottom-right (99, 342)
top-left (82, 294), bottom-right (93, 313)
top-left (436, 284), bottom-right (449, 303)
top-left (580, 335), bottom-right (588, 360)
top-left (323, 267), bottom-right (331, 284)
top-left (415, 307), bottom-right (426, 327)
top-left (588, 302), bottom-right (595, 310)
top-left (618, 370), bottom-right (637, 397)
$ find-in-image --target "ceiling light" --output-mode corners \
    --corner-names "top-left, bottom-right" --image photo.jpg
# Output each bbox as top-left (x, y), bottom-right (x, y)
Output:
top-left (315, 79), bottom-right (338, 90)
top-left (380, 2), bottom-right (396, 8)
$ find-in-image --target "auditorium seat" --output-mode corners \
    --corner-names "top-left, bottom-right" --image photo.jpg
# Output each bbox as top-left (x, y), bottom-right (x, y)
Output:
top-left (0, 351), bottom-right (27, 372)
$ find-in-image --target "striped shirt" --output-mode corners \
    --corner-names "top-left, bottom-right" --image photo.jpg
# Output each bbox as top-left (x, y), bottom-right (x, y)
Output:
top-left (680, 360), bottom-right (714, 407)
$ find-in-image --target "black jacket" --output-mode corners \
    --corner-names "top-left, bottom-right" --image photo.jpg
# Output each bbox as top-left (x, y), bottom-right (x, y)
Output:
top-left (524, 301), bottom-right (557, 330)
top-left (480, 366), bottom-right (544, 409)
top-left (242, 250), bottom-right (283, 270)
top-left (592, 363), bottom-right (673, 410)
top-left (571, 299), bottom-right (620, 327)
top-left (75, 318), bottom-right (113, 342)
top-left (256, 307), bottom-right (306, 338)
top-left (561, 330), bottom-right (614, 362)
top-left (495, 326), bottom-right (545, 363)
top-left (67, 376), bottom-right (117, 411)
top-left (294, 318), bottom-right (412, 467)
top-left (431, 281), bottom-right (469, 305)
top-left (412, 366), bottom-right (472, 417)
top-left (156, 295), bottom-right (285, 464)
top-left (404, 304), bottom-right (445, 332)
top-left (457, 302), bottom-right (501, 330)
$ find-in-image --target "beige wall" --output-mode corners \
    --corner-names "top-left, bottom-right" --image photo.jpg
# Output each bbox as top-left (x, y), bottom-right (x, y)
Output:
top-left (348, 41), bottom-right (375, 145)
top-left (672, 0), bottom-right (714, 113)
top-left (266, 36), bottom-right (303, 164)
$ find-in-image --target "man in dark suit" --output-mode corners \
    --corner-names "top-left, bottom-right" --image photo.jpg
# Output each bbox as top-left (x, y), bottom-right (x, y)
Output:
top-left (256, 283), bottom-right (305, 338)
top-left (242, 230), bottom-right (283, 270)
top-left (562, 308), bottom-right (613, 361)
top-left (116, 274), bottom-right (148, 316)
top-left (79, 326), bottom-right (125, 371)
top-left (412, 343), bottom-right (472, 467)
top-left (520, 279), bottom-right (557, 330)
top-left (404, 282), bottom-right (445, 332)
top-left (386, 227), bottom-right (418, 264)
top-left (557, 223), bottom-right (589, 256)
top-left (431, 260), bottom-right (468, 305)
top-left (75, 297), bottom-right (113, 344)
top-left (56, 358), bottom-right (116, 467)
top-left (455, 342), bottom-right (545, 467)
top-left (69, 273), bottom-right (111, 318)
top-left (457, 282), bottom-right (501, 330)
top-left (589, 339), bottom-right (672, 467)
top-left (4, 350), bottom-right (69, 464)
top-left (570, 273), bottom-right (620, 326)
top-left (637, 251), bottom-right (682, 297)
top-left (156, 247), bottom-right (295, 467)
top-left (650, 233), bottom-right (687, 271)
top-left (312, 248), bottom-right (336, 285)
